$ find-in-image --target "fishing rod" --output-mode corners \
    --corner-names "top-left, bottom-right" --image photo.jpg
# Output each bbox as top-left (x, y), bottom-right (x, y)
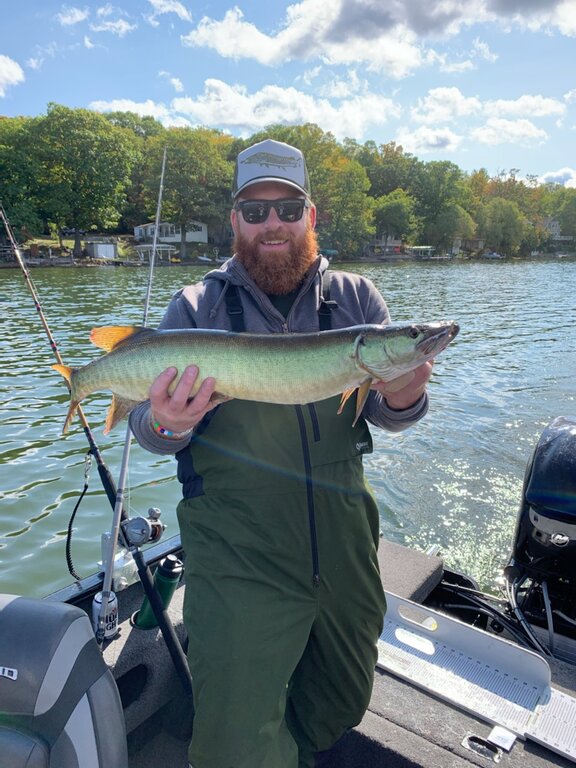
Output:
top-left (93, 148), bottom-right (193, 696)
top-left (1, 189), bottom-right (193, 698)
top-left (0, 201), bottom-right (121, 511)
top-left (97, 145), bottom-right (168, 638)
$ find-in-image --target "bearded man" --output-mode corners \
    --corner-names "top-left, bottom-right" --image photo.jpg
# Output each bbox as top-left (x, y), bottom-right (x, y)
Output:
top-left (130, 139), bottom-right (433, 768)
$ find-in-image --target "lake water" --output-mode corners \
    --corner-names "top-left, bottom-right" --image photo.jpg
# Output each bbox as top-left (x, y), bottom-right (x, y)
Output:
top-left (1, 258), bottom-right (575, 597)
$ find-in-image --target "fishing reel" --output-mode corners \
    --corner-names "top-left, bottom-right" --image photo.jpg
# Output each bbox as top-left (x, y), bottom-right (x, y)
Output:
top-left (121, 507), bottom-right (166, 548)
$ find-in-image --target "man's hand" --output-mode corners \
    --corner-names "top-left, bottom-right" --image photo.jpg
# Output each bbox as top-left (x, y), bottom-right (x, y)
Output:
top-left (149, 365), bottom-right (221, 434)
top-left (371, 361), bottom-right (433, 410)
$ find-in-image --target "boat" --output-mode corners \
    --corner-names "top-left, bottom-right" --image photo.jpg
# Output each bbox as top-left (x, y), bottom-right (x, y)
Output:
top-left (1, 416), bottom-right (575, 768)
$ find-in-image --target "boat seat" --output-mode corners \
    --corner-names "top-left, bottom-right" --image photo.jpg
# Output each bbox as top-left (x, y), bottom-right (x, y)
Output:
top-left (0, 594), bottom-right (128, 768)
top-left (378, 539), bottom-right (443, 602)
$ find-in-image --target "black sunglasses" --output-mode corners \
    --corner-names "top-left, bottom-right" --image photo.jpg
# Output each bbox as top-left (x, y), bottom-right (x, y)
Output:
top-left (234, 198), bottom-right (310, 224)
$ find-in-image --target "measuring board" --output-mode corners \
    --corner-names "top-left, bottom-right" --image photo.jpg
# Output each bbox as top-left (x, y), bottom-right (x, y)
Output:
top-left (377, 592), bottom-right (576, 763)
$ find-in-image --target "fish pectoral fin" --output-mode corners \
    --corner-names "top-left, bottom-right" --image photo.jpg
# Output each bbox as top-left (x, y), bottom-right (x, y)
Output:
top-left (337, 388), bottom-right (356, 415)
top-left (352, 378), bottom-right (373, 427)
top-left (338, 380), bottom-right (373, 426)
top-left (90, 326), bottom-right (153, 352)
top-left (104, 395), bottom-right (141, 434)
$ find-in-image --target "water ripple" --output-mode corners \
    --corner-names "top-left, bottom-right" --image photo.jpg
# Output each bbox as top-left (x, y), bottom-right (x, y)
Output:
top-left (1, 260), bottom-right (575, 595)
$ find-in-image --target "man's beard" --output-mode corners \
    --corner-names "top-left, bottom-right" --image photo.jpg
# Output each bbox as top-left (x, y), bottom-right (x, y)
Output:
top-left (234, 225), bottom-right (319, 295)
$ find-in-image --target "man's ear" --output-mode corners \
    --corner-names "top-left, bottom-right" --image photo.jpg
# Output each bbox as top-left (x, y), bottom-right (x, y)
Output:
top-left (309, 202), bottom-right (317, 230)
top-left (230, 208), bottom-right (238, 235)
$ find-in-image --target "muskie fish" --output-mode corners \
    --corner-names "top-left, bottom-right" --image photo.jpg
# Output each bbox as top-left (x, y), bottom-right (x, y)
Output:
top-left (53, 321), bottom-right (459, 434)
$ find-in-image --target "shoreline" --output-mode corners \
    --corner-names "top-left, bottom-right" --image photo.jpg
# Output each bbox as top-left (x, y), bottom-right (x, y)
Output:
top-left (1, 252), bottom-right (574, 270)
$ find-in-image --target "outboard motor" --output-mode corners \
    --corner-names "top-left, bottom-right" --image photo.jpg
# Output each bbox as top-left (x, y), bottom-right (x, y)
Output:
top-left (506, 416), bottom-right (576, 641)
top-left (0, 594), bottom-right (128, 767)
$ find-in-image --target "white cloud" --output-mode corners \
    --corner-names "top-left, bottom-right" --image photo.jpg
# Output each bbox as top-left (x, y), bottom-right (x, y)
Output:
top-left (146, 0), bottom-right (192, 24)
top-left (471, 37), bottom-right (498, 63)
top-left (179, 0), bottom-right (576, 82)
top-left (538, 166), bottom-right (576, 188)
top-left (411, 87), bottom-right (482, 124)
top-left (90, 19), bottom-right (137, 36)
top-left (171, 79), bottom-right (401, 139)
top-left (316, 70), bottom-right (368, 99)
top-left (182, 4), bottom-right (426, 78)
top-left (438, 57), bottom-right (475, 74)
top-left (90, 97), bottom-right (191, 126)
top-left (84, 36), bottom-right (95, 49)
top-left (549, 1), bottom-right (576, 36)
top-left (299, 66), bottom-right (322, 87)
top-left (396, 125), bottom-right (464, 155)
top-left (484, 94), bottom-right (565, 118)
top-left (159, 70), bottom-right (184, 92)
top-left (471, 117), bottom-right (548, 146)
top-left (25, 43), bottom-right (59, 72)
top-left (56, 6), bottom-right (90, 26)
top-left (0, 55), bottom-right (25, 97)
top-left (564, 89), bottom-right (576, 104)
top-left (182, 7), bottom-right (290, 65)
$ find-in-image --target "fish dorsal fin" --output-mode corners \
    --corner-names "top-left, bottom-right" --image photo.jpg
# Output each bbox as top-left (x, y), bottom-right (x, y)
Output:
top-left (90, 325), bottom-right (151, 352)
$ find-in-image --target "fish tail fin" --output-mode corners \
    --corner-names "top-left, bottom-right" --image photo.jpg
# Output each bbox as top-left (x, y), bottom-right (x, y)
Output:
top-left (104, 394), bottom-right (141, 435)
top-left (52, 364), bottom-right (80, 434)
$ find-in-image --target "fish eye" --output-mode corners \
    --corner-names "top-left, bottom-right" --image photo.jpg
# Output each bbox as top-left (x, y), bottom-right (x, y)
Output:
top-left (408, 326), bottom-right (420, 339)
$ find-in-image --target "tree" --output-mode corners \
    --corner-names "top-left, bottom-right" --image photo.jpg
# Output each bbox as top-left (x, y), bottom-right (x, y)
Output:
top-left (142, 128), bottom-right (233, 259)
top-left (101, 114), bottom-right (167, 232)
top-left (557, 190), bottom-right (576, 239)
top-left (477, 198), bottom-right (526, 256)
top-left (0, 116), bottom-right (43, 237)
top-left (373, 189), bottom-right (418, 246)
top-left (320, 155), bottom-right (373, 257)
top-left (103, 111), bottom-right (165, 138)
top-left (416, 161), bottom-right (468, 222)
top-left (29, 104), bottom-right (137, 255)
top-left (347, 140), bottom-right (421, 200)
top-left (425, 203), bottom-right (476, 252)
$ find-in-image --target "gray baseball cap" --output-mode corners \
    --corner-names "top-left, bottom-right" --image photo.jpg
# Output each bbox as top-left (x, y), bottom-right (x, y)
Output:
top-left (232, 139), bottom-right (311, 199)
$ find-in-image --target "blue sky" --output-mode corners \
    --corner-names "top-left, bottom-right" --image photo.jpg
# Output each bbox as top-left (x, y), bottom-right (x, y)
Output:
top-left (1, 0), bottom-right (575, 186)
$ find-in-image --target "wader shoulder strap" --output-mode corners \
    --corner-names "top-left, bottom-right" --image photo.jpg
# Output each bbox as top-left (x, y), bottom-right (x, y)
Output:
top-left (224, 283), bottom-right (245, 332)
top-left (319, 270), bottom-right (337, 331)
top-left (224, 272), bottom-right (338, 333)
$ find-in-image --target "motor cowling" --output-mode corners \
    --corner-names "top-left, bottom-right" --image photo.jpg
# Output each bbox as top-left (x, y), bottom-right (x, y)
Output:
top-left (510, 416), bottom-right (576, 579)
top-left (0, 594), bottom-right (127, 768)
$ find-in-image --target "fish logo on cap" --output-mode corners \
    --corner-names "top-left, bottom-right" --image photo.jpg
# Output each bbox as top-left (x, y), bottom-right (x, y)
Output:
top-left (241, 151), bottom-right (302, 170)
top-left (232, 138), bottom-right (310, 198)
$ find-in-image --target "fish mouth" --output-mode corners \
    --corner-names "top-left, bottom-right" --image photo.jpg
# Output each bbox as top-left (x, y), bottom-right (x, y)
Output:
top-left (417, 322), bottom-right (460, 357)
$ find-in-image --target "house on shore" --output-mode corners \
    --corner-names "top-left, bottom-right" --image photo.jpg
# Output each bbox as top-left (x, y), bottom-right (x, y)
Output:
top-left (543, 217), bottom-right (574, 249)
top-left (134, 221), bottom-right (208, 245)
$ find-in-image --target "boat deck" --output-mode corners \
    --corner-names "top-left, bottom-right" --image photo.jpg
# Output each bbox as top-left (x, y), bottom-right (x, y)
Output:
top-left (100, 540), bottom-right (575, 768)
